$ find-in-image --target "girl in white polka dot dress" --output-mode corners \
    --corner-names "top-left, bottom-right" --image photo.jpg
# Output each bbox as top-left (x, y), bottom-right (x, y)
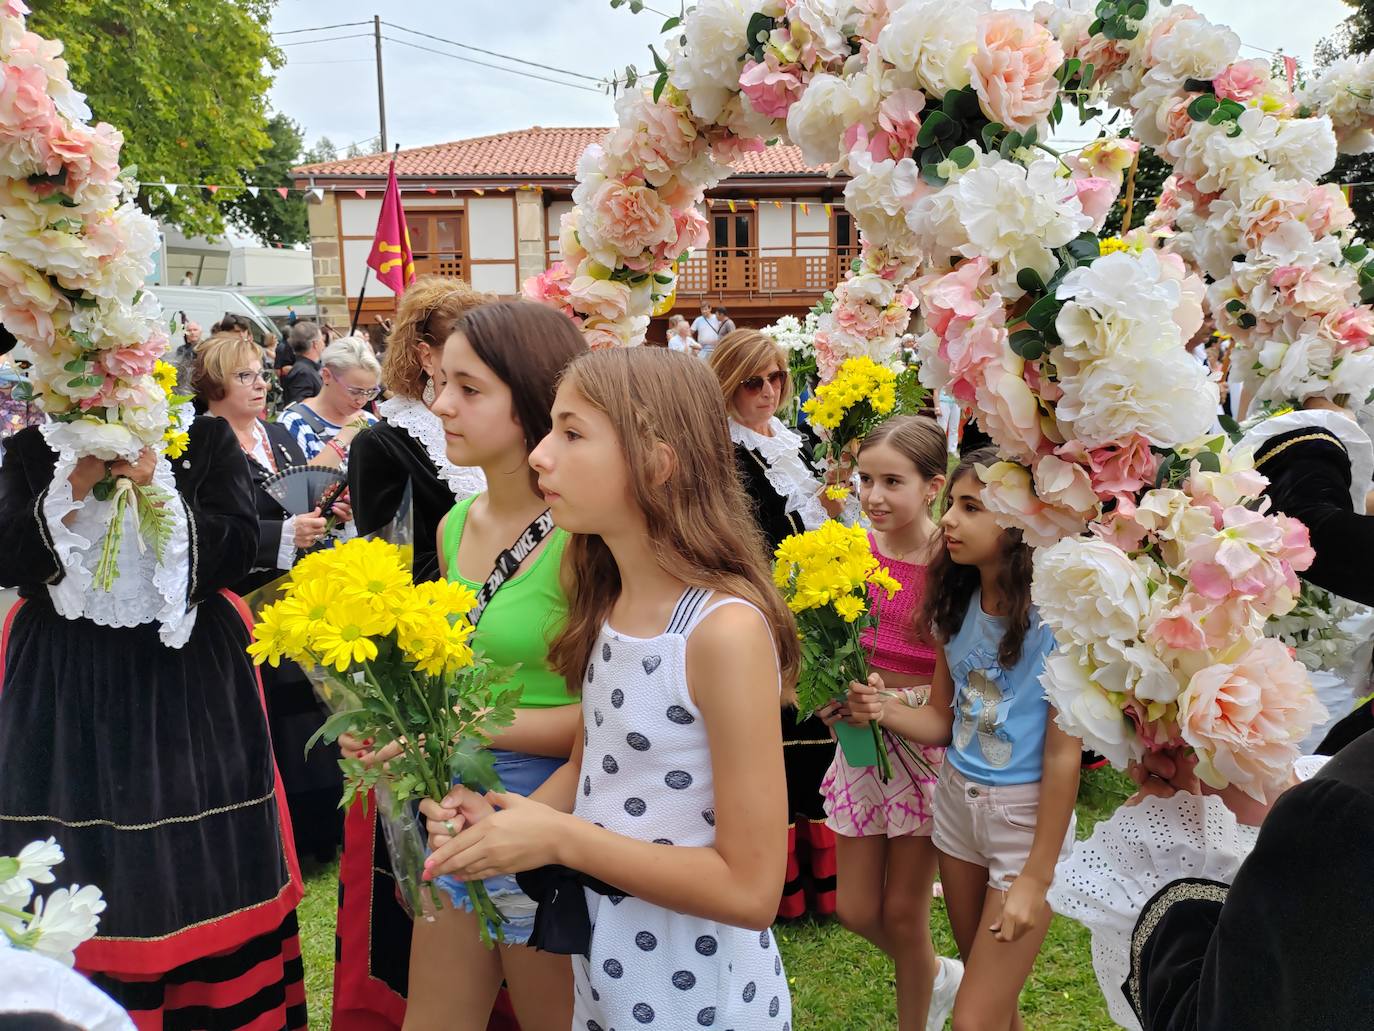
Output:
top-left (422, 349), bottom-right (799, 1030)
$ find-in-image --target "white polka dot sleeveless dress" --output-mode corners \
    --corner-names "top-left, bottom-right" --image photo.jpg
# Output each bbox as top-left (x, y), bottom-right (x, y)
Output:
top-left (573, 587), bottom-right (792, 1031)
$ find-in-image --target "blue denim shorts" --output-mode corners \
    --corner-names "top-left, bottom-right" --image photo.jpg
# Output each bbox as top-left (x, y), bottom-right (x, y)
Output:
top-left (432, 748), bottom-right (563, 945)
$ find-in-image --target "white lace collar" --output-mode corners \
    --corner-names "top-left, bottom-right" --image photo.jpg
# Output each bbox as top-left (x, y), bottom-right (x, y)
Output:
top-left (377, 395), bottom-right (486, 500)
top-left (729, 416), bottom-right (829, 532)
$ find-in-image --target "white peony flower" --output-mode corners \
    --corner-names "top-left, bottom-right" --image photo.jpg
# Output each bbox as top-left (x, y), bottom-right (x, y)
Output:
top-left (1054, 250), bottom-right (1183, 362)
top-left (666, 0), bottom-right (758, 123)
top-left (785, 72), bottom-right (854, 167)
top-left (1033, 536), bottom-right (1155, 644)
top-left (1146, 15), bottom-right (1239, 83)
top-left (1266, 117), bottom-right (1339, 184)
top-left (1093, 640), bottom-right (1183, 704)
top-left (1168, 107), bottom-right (1279, 194)
top-left (1040, 645), bottom-right (1147, 768)
top-left (843, 154), bottom-right (925, 251)
top-left (24, 884), bottom-right (106, 967)
top-left (877, 0), bottom-right (987, 97)
top-left (789, 0), bottom-right (856, 65)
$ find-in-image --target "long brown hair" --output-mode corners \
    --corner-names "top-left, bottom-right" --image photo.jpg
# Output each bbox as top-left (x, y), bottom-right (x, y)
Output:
top-left (918, 447), bottom-right (1035, 668)
top-left (383, 275), bottom-right (491, 400)
top-left (546, 348), bottom-right (801, 695)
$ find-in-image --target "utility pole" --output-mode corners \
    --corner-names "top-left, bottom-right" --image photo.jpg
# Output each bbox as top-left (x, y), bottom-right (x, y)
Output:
top-left (374, 15), bottom-right (388, 153)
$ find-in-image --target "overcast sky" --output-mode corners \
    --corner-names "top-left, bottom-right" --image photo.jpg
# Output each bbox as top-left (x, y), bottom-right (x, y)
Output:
top-left (269, 0), bottom-right (1357, 157)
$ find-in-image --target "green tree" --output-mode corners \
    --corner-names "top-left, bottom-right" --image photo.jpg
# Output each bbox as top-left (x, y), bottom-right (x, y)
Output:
top-left (1317, 1), bottom-right (1374, 241)
top-left (223, 113), bottom-right (308, 246)
top-left (27, 0), bottom-right (282, 237)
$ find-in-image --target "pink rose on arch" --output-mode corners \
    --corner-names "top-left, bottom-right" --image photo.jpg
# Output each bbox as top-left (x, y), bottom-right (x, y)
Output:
top-left (1322, 306), bottom-right (1374, 352)
top-left (0, 303), bottom-right (54, 347)
top-left (567, 275), bottom-right (632, 322)
top-left (975, 356), bottom-right (1052, 466)
top-left (1212, 59), bottom-right (1269, 102)
top-left (852, 89), bottom-right (926, 163)
top-left (978, 459), bottom-right (1089, 547)
top-left (739, 55), bottom-right (805, 121)
top-left (1179, 637), bottom-right (1325, 801)
top-left (940, 303), bottom-right (1007, 405)
top-left (0, 61), bottom-right (57, 135)
top-left (1032, 453), bottom-right (1100, 518)
top-left (3, 1), bottom-right (32, 17)
top-left (1071, 176), bottom-right (1119, 231)
top-left (1148, 590), bottom-right (1259, 653)
top-left (1057, 434), bottom-right (1158, 503)
top-left (1185, 505), bottom-right (1312, 612)
top-left (651, 205), bottom-right (709, 265)
top-left (583, 179), bottom-right (676, 261)
top-left (970, 10), bottom-right (1064, 133)
top-left (522, 262), bottom-right (575, 313)
top-left (47, 120), bottom-right (122, 194)
top-left (833, 299), bottom-right (884, 340)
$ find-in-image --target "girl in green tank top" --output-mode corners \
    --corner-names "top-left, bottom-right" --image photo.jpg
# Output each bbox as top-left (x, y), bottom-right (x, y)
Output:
top-left (441, 494), bottom-right (570, 708)
top-left (404, 300), bottom-right (585, 1030)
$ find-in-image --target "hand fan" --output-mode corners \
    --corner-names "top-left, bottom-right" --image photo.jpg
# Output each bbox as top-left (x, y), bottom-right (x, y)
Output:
top-left (260, 464), bottom-right (347, 516)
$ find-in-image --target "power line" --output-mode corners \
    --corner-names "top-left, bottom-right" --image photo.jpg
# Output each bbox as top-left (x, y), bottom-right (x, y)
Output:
top-left (380, 36), bottom-right (606, 93)
top-left (272, 21), bottom-right (370, 36)
top-left (286, 58), bottom-right (375, 66)
top-left (276, 33), bottom-right (372, 47)
top-left (382, 21), bottom-right (606, 83)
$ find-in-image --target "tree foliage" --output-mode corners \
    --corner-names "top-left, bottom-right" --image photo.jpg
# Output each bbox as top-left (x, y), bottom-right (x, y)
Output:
top-left (1317, 0), bottom-right (1374, 242)
top-left (27, 0), bottom-right (282, 238)
top-left (222, 113), bottom-right (309, 246)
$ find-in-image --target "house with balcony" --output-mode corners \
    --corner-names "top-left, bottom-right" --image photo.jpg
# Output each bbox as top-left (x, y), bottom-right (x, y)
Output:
top-left (290, 126), bottom-right (854, 337)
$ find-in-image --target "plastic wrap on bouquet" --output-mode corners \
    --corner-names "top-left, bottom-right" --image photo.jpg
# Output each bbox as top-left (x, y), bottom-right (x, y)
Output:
top-left (1049, 755), bottom-right (1330, 1030)
top-left (373, 779), bottom-right (441, 923)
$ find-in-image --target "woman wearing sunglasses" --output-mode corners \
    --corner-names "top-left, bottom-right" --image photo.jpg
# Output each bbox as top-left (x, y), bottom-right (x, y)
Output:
top-left (707, 327), bottom-right (848, 924)
top-left (277, 335), bottom-right (382, 470)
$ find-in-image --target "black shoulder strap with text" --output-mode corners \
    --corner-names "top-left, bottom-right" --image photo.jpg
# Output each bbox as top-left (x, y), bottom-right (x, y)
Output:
top-left (469, 509), bottom-right (555, 625)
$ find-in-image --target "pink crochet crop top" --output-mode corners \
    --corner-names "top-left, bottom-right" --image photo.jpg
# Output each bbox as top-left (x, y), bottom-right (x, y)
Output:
top-left (861, 534), bottom-right (937, 678)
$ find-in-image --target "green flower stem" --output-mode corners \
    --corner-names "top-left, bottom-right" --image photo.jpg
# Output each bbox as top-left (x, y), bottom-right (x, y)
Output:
top-left (467, 876), bottom-right (507, 947)
top-left (1032, 140), bottom-right (1075, 174)
top-left (0, 901), bottom-right (31, 921)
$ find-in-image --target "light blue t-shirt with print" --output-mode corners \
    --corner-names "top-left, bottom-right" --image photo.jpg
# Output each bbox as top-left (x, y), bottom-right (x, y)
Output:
top-left (943, 590), bottom-right (1057, 786)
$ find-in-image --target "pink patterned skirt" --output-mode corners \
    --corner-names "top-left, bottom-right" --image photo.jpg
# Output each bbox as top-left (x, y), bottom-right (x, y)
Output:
top-left (821, 731), bottom-right (944, 838)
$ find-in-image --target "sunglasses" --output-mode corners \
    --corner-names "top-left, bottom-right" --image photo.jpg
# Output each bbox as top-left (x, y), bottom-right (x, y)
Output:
top-left (739, 370), bottom-right (786, 394)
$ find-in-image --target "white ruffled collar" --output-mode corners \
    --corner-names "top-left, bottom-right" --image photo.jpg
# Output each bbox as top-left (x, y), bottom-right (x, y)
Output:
top-left (729, 416), bottom-right (829, 532)
top-left (1240, 408), bottom-right (1374, 515)
top-left (377, 395), bottom-right (486, 500)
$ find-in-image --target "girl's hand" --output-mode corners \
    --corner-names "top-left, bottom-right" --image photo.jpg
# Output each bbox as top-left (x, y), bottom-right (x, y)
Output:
top-left (68, 455), bottom-right (109, 500)
top-left (422, 792), bottom-right (566, 881)
top-left (419, 785), bottom-right (496, 851)
top-left (109, 448), bottom-right (156, 486)
top-left (992, 874), bottom-right (1049, 943)
top-left (845, 674), bottom-right (886, 726)
top-left (816, 701), bottom-right (849, 729)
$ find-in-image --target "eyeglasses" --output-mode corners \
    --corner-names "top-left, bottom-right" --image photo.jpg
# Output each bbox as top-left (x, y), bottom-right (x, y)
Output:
top-left (232, 370), bottom-right (268, 386)
top-left (340, 384), bottom-right (382, 401)
top-left (739, 370), bottom-right (786, 394)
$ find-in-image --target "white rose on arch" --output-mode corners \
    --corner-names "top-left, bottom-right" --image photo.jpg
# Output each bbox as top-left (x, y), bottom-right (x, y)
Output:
top-left (877, 0), bottom-right (987, 98)
top-left (666, 0), bottom-right (757, 123)
top-left (785, 73), bottom-right (855, 168)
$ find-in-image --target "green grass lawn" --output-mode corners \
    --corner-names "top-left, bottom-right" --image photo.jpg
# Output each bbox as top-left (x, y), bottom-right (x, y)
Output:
top-left (298, 766), bottom-right (1132, 1029)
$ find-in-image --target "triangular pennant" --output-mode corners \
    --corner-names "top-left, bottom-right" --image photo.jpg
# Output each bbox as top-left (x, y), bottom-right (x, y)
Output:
top-left (164, 183), bottom-right (178, 197)
top-left (800, 202), bottom-right (809, 215)
top-left (823, 203), bottom-right (832, 216)
top-left (354, 188), bottom-right (367, 198)
top-left (772, 200), bottom-right (782, 209)
top-left (727, 199), bottom-right (736, 213)
top-left (205, 184), bottom-right (219, 195)
top-left (310, 188), bottom-right (323, 202)
top-left (749, 200), bottom-right (757, 208)
top-left (426, 186), bottom-right (437, 194)
top-left (247, 186), bottom-right (260, 198)
top-left (276, 187), bottom-right (289, 200)
top-left (473, 187), bottom-right (485, 196)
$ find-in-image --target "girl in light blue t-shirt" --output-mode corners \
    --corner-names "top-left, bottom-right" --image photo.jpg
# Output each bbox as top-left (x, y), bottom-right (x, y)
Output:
top-left (845, 448), bottom-right (1080, 1029)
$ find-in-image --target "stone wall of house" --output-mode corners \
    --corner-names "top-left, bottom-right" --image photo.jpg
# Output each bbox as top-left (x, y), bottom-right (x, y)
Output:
top-left (306, 199), bottom-right (348, 332)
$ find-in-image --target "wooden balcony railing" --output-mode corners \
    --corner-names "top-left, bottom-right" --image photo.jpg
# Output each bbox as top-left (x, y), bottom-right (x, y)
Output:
top-left (675, 246), bottom-right (860, 299)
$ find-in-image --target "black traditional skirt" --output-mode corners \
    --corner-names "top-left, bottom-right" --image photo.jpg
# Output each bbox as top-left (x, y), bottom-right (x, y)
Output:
top-left (0, 590), bottom-right (303, 981)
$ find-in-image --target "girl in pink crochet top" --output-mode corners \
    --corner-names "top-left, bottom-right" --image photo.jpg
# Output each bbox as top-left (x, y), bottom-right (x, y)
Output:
top-left (819, 416), bottom-right (961, 1031)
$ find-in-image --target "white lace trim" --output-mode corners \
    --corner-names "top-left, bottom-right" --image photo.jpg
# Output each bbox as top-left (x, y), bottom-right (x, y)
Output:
top-left (1050, 755), bottom-right (1330, 1031)
top-left (378, 395), bottom-right (486, 500)
top-left (729, 417), bottom-right (830, 532)
top-left (39, 433), bottom-right (196, 649)
top-left (1240, 408), bottom-right (1374, 514)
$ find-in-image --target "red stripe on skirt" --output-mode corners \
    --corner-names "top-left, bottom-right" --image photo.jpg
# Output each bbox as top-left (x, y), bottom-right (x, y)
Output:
top-left (76, 591), bottom-right (305, 976)
top-left (0, 595), bottom-right (22, 691)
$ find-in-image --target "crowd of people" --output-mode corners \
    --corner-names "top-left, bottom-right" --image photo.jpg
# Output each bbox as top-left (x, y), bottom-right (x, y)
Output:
top-left (2, 274), bottom-right (1373, 1031)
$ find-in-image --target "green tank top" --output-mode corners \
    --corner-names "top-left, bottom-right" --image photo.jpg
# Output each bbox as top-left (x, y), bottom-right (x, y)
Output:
top-left (442, 495), bottom-right (574, 709)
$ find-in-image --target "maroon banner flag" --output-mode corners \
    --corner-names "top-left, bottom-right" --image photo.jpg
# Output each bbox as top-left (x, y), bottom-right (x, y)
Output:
top-left (366, 161), bottom-right (415, 295)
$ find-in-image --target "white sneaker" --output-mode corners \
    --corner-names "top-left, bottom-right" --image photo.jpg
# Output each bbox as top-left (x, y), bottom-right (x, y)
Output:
top-left (926, 955), bottom-right (964, 1031)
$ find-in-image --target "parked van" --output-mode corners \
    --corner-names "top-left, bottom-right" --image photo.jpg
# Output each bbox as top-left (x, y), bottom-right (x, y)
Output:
top-left (148, 286), bottom-right (281, 349)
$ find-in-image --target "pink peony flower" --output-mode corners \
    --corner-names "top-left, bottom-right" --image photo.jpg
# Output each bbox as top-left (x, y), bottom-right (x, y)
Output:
top-left (1322, 306), bottom-right (1374, 352)
top-left (849, 88), bottom-right (927, 162)
top-left (940, 305), bottom-right (1007, 404)
top-left (1057, 434), bottom-right (1159, 504)
top-left (0, 61), bottom-right (57, 136)
top-left (583, 179), bottom-right (677, 262)
top-left (46, 120), bottom-right (122, 195)
top-left (1148, 590), bottom-right (1259, 652)
top-left (739, 55), bottom-right (805, 120)
top-left (522, 262), bottom-right (575, 314)
top-left (975, 355), bottom-right (1053, 466)
top-left (1032, 453), bottom-right (1100, 518)
top-left (567, 275), bottom-right (632, 322)
top-left (1071, 175), bottom-right (1120, 231)
top-left (970, 11), bottom-right (1064, 133)
top-left (101, 342), bottom-right (160, 380)
top-left (1185, 505), bottom-right (1312, 613)
top-left (608, 92), bottom-right (701, 188)
top-left (978, 459), bottom-right (1089, 546)
top-left (1179, 637), bottom-right (1325, 800)
top-left (3, 1), bottom-right (32, 16)
top-left (1212, 59), bottom-right (1269, 102)
top-left (651, 205), bottom-right (709, 266)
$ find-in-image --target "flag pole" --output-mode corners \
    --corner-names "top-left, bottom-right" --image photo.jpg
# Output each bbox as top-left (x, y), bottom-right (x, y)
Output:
top-left (349, 143), bottom-right (401, 336)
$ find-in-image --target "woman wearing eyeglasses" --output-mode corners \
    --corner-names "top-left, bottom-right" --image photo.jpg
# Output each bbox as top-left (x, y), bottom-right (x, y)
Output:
top-left (707, 327), bottom-right (846, 922)
top-left (194, 332), bottom-right (346, 864)
top-left (277, 335), bottom-right (382, 469)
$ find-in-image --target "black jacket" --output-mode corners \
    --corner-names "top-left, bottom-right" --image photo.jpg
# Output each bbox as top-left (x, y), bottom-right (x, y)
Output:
top-left (280, 356), bottom-right (323, 408)
top-left (236, 419), bottom-right (309, 595)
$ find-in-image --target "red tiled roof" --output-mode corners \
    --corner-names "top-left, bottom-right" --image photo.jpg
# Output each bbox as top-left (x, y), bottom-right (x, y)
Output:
top-left (291, 126), bottom-right (830, 180)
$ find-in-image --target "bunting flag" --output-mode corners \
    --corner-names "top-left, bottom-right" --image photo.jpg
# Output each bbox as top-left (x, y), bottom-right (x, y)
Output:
top-left (204, 184), bottom-right (219, 195)
top-left (773, 200), bottom-right (783, 209)
top-left (354, 187), bottom-right (367, 198)
top-left (800, 202), bottom-right (810, 215)
top-left (247, 186), bottom-right (259, 198)
top-left (365, 160), bottom-right (415, 296)
top-left (823, 202), bottom-right (832, 216)
top-left (473, 187), bottom-right (485, 195)
top-left (1283, 55), bottom-right (1298, 91)
top-left (164, 183), bottom-right (177, 197)
top-left (1342, 184), bottom-right (1355, 205)
top-left (276, 187), bottom-right (289, 199)
top-left (748, 200), bottom-right (758, 208)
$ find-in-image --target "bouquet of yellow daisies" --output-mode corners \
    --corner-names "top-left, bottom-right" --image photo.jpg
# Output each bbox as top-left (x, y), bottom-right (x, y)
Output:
top-left (803, 356), bottom-right (926, 467)
top-left (248, 538), bottom-right (521, 944)
top-left (774, 521), bottom-right (902, 779)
